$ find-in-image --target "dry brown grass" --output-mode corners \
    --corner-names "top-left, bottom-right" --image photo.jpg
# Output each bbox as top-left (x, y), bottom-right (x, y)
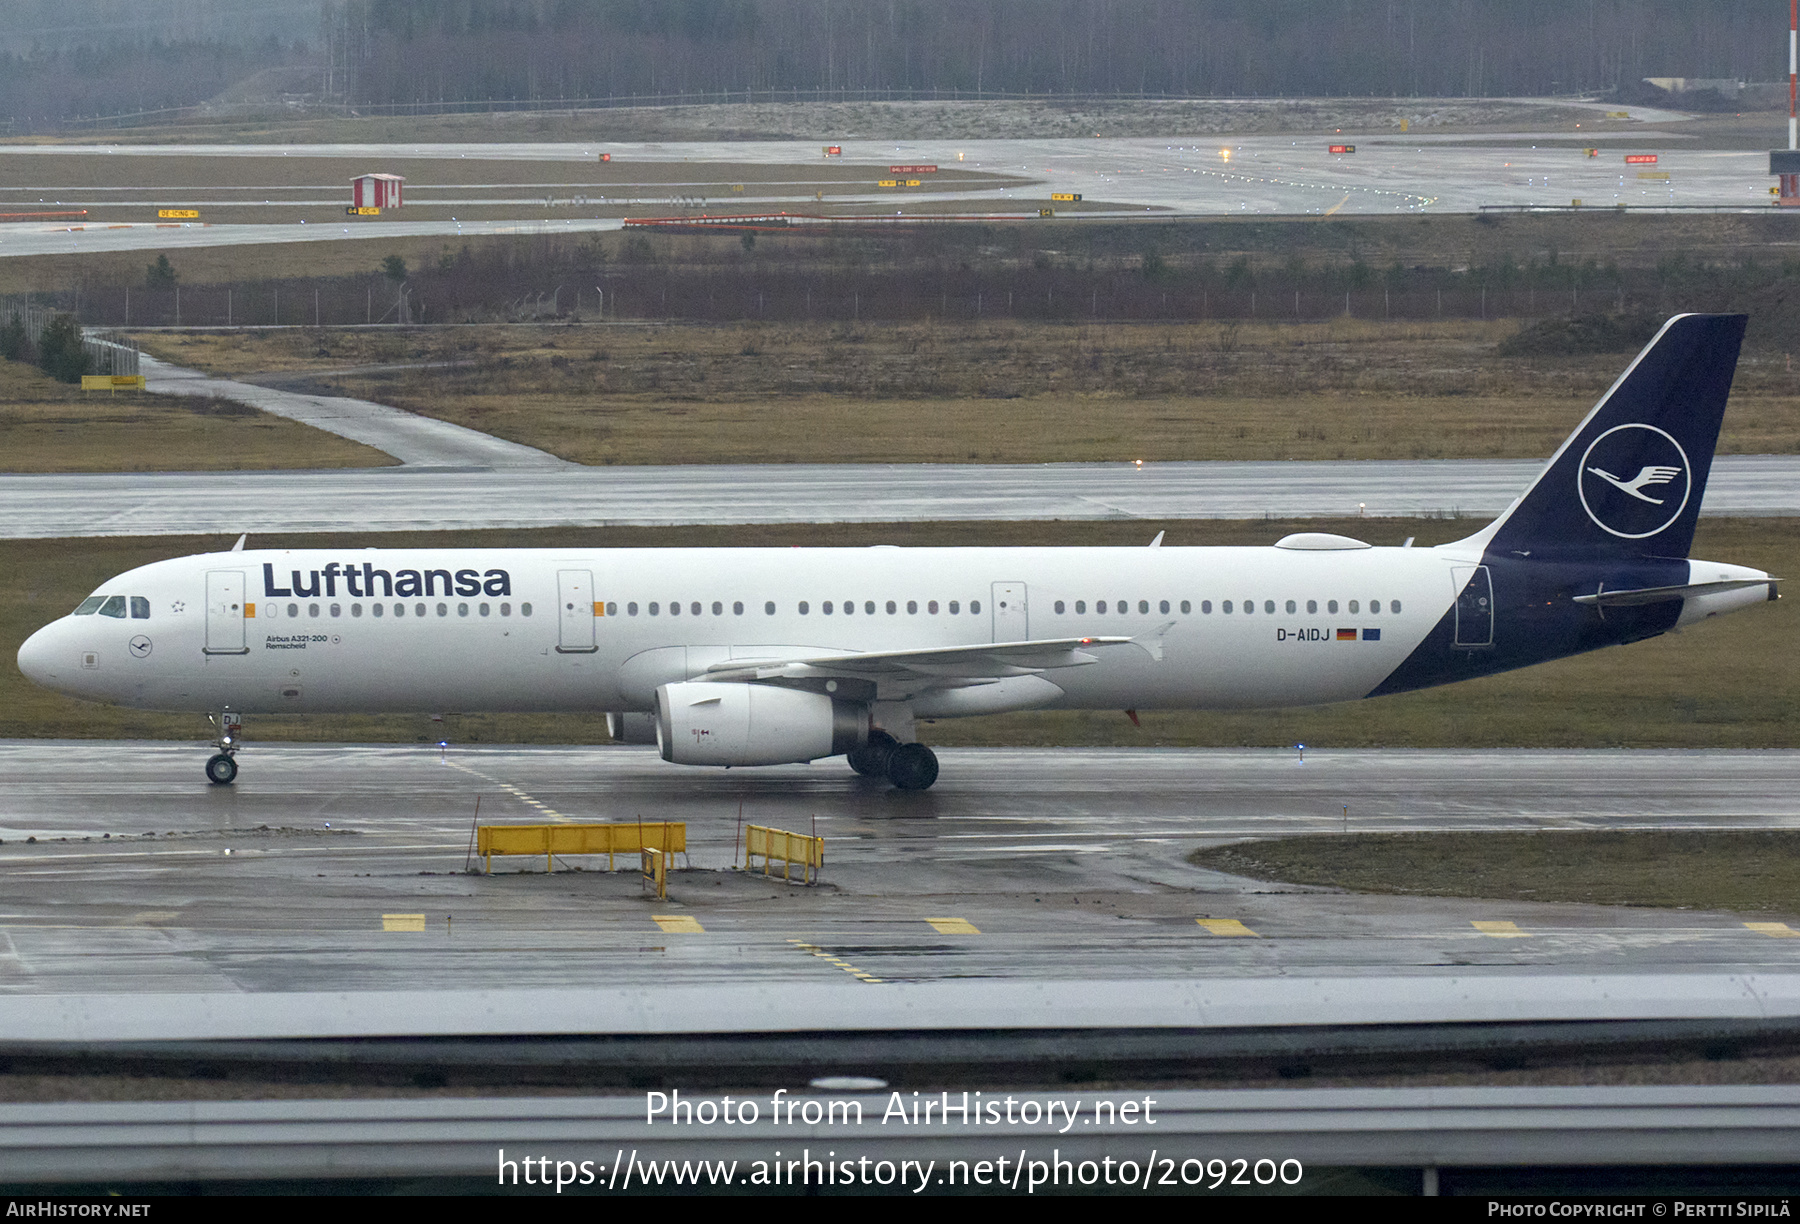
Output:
top-left (0, 359), bottom-right (392, 472)
top-left (135, 319), bottom-right (1800, 464)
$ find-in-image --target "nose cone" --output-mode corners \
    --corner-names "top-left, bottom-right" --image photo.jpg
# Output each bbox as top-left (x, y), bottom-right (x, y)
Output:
top-left (17, 622), bottom-right (63, 689)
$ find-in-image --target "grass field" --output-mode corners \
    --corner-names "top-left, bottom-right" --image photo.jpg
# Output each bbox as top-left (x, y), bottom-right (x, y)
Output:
top-left (1189, 831), bottom-right (1800, 915)
top-left (0, 358), bottom-right (392, 472)
top-left (132, 319), bottom-right (1800, 465)
top-left (2, 515), bottom-right (1790, 746)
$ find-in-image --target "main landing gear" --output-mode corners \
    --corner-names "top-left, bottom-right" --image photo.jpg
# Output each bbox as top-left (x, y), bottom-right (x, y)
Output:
top-left (205, 710), bottom-right (242, 786)
top-left (848, 729), bottom-right (939, 791)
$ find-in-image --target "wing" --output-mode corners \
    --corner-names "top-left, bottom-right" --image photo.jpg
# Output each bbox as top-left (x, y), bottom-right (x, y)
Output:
top-left (704, 635), bottom-right (1149, 690)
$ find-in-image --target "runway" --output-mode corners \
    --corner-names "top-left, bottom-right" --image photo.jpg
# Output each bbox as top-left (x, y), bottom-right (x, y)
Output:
top-left (3, 454), bottom-right (1795, 538)
top-left (2, 742), bottom-right (1797, 1029)
top-left (0, 124), bottom-right (1776, 259)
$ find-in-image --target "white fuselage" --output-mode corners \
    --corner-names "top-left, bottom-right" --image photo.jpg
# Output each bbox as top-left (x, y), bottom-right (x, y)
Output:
top-left (20, 544), bottom-right (1483, 718)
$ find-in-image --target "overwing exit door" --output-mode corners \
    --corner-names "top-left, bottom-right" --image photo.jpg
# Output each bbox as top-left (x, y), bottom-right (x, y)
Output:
top-left (991, 582), bottom-right (1028, 642)
top-left (556, 569), bottom-right (598, 653)
top-left (204, 570), bottom-right (249, 655)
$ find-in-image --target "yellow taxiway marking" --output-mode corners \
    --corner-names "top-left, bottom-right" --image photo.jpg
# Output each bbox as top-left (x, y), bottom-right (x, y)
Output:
top-left (652, 915), bottom-right (704, 933)
top-left (1472, 920), bottom-right (1531, 938)
top-left (1196, 918), bottom-right (1259, 937)
top-left (788, 938), bottom-right (883, 983)
top-left (927, 917), bottom-right (980, 935)
top-left (381, 913), bottom-right (426, 932)
top-left (120, 911), bottom-right (181, 926)
top-left (1745, 922), bottom-right (1800, 938)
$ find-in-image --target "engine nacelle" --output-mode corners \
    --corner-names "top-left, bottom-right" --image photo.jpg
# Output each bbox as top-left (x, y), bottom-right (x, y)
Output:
top-left (655, 682), bottom-right (868, 766)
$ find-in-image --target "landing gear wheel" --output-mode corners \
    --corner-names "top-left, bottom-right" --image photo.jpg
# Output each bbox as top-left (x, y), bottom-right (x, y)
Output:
top-left (848, 729), bottom-right (899, 777)
top-left (886, 742), bottom-right (939, 791)
top-left (205, 753), bottom-right (238, 785)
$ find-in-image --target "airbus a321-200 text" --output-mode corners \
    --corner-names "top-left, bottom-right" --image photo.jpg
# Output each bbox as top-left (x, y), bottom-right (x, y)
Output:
top-left (17, 314), bottom-right (1778, 790)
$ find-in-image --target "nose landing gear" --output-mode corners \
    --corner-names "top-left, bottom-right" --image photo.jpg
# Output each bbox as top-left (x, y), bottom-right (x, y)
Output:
top-left (205, 711), bottom-right (242, 785)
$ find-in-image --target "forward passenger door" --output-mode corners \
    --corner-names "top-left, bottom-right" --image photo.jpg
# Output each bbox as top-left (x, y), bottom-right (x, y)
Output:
top-left (557, 569), bottom-right (598, 653)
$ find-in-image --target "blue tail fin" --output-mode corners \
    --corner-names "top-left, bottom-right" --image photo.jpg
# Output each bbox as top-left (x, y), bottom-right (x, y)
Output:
top-left (1474, 313), bottom-right (1745, 562)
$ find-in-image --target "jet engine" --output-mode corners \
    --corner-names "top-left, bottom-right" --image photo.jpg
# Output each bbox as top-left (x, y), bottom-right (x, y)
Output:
top-left (655, 681), bottom-right (868, 766)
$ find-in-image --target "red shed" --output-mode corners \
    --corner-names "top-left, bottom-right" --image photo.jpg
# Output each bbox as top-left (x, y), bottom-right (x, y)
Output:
top-left (351, 173), bottom-right (404, 209)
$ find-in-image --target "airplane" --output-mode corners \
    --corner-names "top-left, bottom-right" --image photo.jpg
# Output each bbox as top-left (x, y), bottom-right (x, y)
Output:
top-left (15, 313), bottom-right (1778, 791)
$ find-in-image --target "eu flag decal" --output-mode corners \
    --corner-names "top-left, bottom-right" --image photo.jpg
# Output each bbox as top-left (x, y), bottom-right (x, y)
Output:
top-left (1362, 628), bottom-right (1381, 641)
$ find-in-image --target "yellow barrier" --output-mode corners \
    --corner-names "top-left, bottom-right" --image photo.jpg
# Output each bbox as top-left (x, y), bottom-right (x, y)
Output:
top-left (81, 375), bottom-right (146, 392)
top-left (743, 824), bottom-right (824, 884)
top-left (476, 821), bottom-right (685, 874)
top-left (157, 209), bottom-right (200, 219)
top-left (642, 847), bottom-right (668, 899)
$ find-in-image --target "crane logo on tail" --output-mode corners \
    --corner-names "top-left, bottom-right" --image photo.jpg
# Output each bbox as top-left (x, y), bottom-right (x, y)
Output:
top-left (1577, 424), bottom-right (1691, 539)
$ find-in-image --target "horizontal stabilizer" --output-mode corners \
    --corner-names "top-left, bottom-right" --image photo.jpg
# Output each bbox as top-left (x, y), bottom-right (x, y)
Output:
top-left (1572, 578), bottom-right (1775, 608)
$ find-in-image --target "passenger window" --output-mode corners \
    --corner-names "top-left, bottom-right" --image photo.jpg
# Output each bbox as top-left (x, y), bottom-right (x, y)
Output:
top-left (971, 600), bottom-right (980, 614)
top-left (130, 597), bottom-right (150, 619)
top-left (764, 601), bottom-right (776, 615)
top-left (352, 604), bottom-right (363, 617)
top-left (712, 601), bottom-right (723, 616)
top-left (1286, 600), bottom-right (1296, 614)
top-left (288, 603), bottom-right (298, 617)
top-left (799, 602), bottom-right (810, 615)
top-left (649, 602), bottom-right (660, 615)
top-left (607, 602), bottom-right (618, 616)
top-left (1307, 600), bottom-right (1317, 613)
top-left (1371, 600), bottom-right (1381, 614)
top-left (1055, 600), bottom-right (1065, 614)
top-left (669, 602), bottom-right (680, 616)
top-left (864, 601), bottom-right (875, 614)
top-left (1223, 601), bottom-right (1232, 613)
top-left (628, 602), bottom-right (638, 616)
top-left (823, 601), bottom-right (833, 615)
top-left (458, 603), bottom-right (469, 617)
top-left (1264, 600), bottom-right (1275, 614)
top-left (732, 602), bottom-right (742, 615)
top-left (99, 596), bottom-right (127, 618)
top-left (501, 603), bottom-right (512, 617)
top-left (521, 602), bottom-right (532, 617)
top-left (1328, 600), bottom-right (1339, 613)
top-left (1349, 600), bottom-right (1360, 613)
top-left (74, 597), bottom-right (105, 615)
top-left (1392, 600), bottom-right (1403, 613)
top-left (1180, 600), bottom-right (1191, 614)
top-left (1075, 600), bottom-right (1086, 614)
top-left (437, 603), bottom-right (447, 617)
top-left (1243, 600), bottom-right (1254, 615)
top-left (843, 600), bottom-right (853, 615)
top-left (690, 602), bottom-right (700, 616)
top-left (886, 600), bottom-right (897, 614)
top-left (331, 604), bottom-right (342, 617)
top-left (1138, 600), bottom-right (1149, 614)
top-left (928, 600), bottom-right (938, 614)
top-left (480, 603), bottom-right (491, 617)
top-left (949, 601), bottom-right (960, 614)
top-left (907, 601), bottom-right (917, 614)
top-left (373, 604), bottom-right (384, 618)
top-left (1097, 601), bottom-right (1107, 613)
top-left (1160, 600), bottom-right (1170, 614)
top-left (1200, 600), bottom-right (1211, 613)
top-left (309, 603), bottom-right (320, 617)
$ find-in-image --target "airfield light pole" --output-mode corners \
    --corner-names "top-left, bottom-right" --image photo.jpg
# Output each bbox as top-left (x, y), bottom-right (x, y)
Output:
top-left (1774, 3), bottom-right (1800, 204)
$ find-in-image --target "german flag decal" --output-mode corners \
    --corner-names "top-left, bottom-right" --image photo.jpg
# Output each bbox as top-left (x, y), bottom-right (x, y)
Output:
top-left (1336, 628), bottom-right (1356, 641)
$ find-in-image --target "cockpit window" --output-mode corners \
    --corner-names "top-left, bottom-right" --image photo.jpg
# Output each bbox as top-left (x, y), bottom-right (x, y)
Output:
top-left (130, 597), bottom-right (150, 620)
top-left (98, 596), bottom-right (128, 618)
top-left (73, 597), bottom-right (105, 616)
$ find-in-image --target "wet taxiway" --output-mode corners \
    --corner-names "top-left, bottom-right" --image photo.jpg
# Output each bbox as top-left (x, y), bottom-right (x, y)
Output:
top-left (2, 742), bottom-right (1798, 1007)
